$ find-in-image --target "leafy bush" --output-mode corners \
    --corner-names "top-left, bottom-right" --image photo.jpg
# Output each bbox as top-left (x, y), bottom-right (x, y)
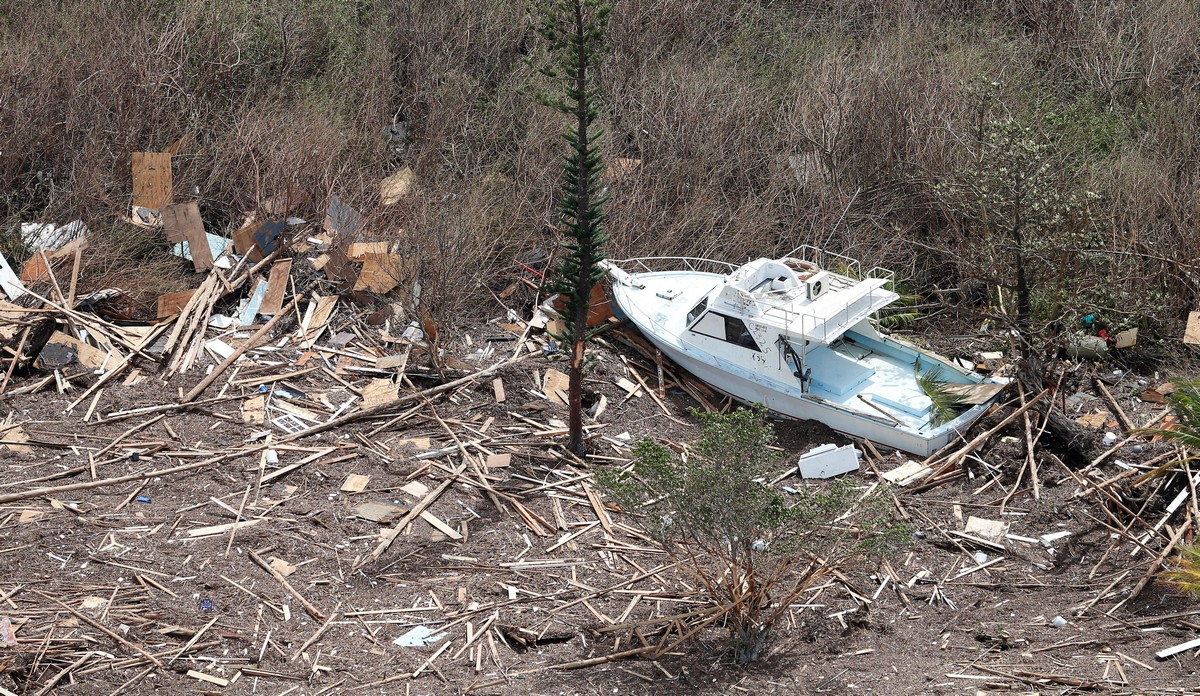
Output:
top-left (597, 407), bottom-right (907, 663)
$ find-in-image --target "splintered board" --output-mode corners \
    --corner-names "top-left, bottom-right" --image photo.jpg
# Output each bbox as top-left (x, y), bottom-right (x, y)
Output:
top-left (162, 202), bottom-right (212, 271)
top-left (259, 258), bottom-right (293, 316)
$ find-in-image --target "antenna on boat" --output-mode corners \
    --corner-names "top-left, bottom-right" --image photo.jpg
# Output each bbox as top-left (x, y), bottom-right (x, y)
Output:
top-left (785, 185), bottom-right (862, 261)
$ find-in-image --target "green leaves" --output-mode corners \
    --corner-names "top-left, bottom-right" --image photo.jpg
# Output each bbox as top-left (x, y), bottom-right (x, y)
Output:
top-left (915, 358), bottom-right (967, 427)
top-left (533, 0), bottom-right (611, 455)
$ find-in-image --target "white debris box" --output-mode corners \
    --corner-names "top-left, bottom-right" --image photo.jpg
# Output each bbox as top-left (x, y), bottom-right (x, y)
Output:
top-left (798, 444), bottom-right (860, 479)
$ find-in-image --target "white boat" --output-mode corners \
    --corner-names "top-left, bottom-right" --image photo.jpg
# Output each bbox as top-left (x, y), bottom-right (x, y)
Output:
top-left (602, 247), bottom-right (1007, 457)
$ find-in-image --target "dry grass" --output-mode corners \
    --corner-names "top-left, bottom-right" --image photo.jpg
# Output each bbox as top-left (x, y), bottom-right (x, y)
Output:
top-left (1, 0), bottom-right (1197, 338)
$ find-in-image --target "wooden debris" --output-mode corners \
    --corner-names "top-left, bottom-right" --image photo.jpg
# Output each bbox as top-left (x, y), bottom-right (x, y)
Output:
top-left (131, 151), bottom-right (172, 219)
top-left (1184, 310), bottom-right (1200, 345)
top-left (259, 258), bottom-right (293, 315)
top-left (341, 473), bottom-right (370, 492)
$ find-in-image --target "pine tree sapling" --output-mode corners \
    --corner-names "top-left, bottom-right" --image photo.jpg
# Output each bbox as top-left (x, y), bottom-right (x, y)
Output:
top-left (533, 0), bottom-right (611, 456)
top-left (597, 407), bottom-right (908, 663)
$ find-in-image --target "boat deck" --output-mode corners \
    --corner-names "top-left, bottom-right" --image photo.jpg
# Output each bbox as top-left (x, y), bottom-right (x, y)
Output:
top-left (805, 340), bottom-right (935, 431)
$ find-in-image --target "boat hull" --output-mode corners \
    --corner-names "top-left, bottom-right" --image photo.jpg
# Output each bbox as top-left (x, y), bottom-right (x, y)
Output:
top-left (608, 273), bottom-right (993, 457)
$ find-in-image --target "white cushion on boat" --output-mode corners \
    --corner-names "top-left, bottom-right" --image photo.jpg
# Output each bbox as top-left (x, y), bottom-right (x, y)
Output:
top-left (804, 347), bottom-right (875, 396)
top-left (873, 391), bottom-right (933, 418)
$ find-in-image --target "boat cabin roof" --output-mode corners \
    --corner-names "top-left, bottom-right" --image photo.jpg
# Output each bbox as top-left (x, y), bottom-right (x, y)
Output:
top-left (701, 257), bottom-right (898, 345)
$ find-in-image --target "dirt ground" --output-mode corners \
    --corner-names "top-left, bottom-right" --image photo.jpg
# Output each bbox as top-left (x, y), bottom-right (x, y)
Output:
top-left (1, 326), bottom-right (1199, 696)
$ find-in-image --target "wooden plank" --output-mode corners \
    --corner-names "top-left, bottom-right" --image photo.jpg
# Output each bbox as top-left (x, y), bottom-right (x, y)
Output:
top-left (233, 221), bottom-right (264, 262)
top-left (419, 509), bottom-right (463, 540)
top-left (132, 152), bottom-right (172, 212)
top-left (353, 254), bottom-right (408, 294)
top-left (300, 295), bottom-right (338, 348)
top-left (259, 259), bottom-right (293, 315)
top-left (36, 331), bottom-right (109, 371)
top-left (492, 377), bottom-right (506, 403)
top-left (1185, 311), bottom-right (1200, 346)
top-left (185, 518), bottom-right (264, 537)
top-left (156, 289), bottom-right (197, 319)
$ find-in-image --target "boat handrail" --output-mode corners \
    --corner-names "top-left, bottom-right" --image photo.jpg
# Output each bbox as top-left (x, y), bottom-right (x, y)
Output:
top-left (607, 256), bottom-right (739, 275)
top-left (756, 279), bottom-right (892, 344)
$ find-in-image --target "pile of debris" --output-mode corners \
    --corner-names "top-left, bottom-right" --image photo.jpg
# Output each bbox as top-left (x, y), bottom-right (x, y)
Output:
top-left (0, 151), bottom-right (1198, 693)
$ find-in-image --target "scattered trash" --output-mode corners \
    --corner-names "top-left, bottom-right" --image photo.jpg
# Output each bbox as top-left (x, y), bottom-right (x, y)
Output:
top-left (0, 616), bottom-right (17, 647)
top-left (797, 443), bottom-right (860, 479)
top-left (1051, 615), bottom-right (1068, 628)
top-left (1102, 431), bottom-right (1118, 446)
top-left (198, 598), bottom-right (214, 612)
top-left (963, 516), bottom-right (1009, 543)
top-left (135, 496), bottom-right (151, 503)
top-left (393, 625), bottom-right (448, 647)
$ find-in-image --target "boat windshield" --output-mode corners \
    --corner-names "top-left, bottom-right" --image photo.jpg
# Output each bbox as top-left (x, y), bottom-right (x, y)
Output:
top-left (686, 297), bottom-right (707, 326)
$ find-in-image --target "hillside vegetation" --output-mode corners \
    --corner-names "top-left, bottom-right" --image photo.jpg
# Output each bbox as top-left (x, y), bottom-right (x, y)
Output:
top-left (2, 0), bottom-right (1198, 346)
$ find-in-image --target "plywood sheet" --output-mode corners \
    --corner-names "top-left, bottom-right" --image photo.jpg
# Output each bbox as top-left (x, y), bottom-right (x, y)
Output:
top-left (1185, 311), bottom-right (1200, 346)
top-left (259, 258), bottom-right (293, 316)
top-left (131, 152), bottom-right (172, 211)
top-left (162, 202), bottom-right (212, 271)
top-left (353, 254), bottom-right (409, 294)
top-left (233, 221), bottom-right (264, 262)
top-left (543, 368), bottom-right (570, 405)
top-left (156, 288), bottom-right (197, 319)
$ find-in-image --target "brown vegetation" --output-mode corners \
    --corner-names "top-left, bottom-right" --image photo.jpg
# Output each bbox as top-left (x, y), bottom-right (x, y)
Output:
top-left (2, 0), bottom-right (1199, 341)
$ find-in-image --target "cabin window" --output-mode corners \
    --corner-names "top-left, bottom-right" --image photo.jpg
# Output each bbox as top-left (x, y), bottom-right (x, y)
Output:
top-left (723, 316), bottom-right (760, 351)
top-left (686, 297), bottom-right (707, 326)
top-left (687, 310), bottom-right (760, 352)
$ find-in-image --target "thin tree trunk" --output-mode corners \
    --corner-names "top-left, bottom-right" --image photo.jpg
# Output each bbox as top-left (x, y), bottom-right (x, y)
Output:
top-left (567, 0), bottom-right (592, 456)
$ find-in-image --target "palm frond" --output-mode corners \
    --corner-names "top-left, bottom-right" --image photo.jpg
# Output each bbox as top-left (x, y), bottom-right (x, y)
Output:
top-left (1131, 379), bottom-right (1200, 481)
top-left (878, 311), bottom-right (920, 329)
top-left (915, 359), bottom-right (967, 426)
top-left (1162, 544), bottom-right (1200, 597)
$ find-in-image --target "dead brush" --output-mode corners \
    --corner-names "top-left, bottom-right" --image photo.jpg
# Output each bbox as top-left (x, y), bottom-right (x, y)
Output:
top-left (596, 407), bottom-right (908, 663)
